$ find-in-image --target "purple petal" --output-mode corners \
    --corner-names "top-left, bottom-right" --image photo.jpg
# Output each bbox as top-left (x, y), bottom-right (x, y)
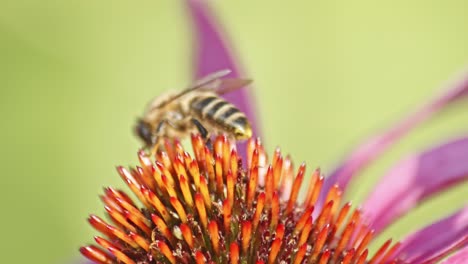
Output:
top-left (393, 206), bottom-right (468, 263)
top-left (322, 71), bottom-right (468, 196)
top-left (442, 246), bottom-right (468, 264)
top-left (362, 137), bottom-right (468, 233)
top-left (185, 0), bottom-right (261, 146)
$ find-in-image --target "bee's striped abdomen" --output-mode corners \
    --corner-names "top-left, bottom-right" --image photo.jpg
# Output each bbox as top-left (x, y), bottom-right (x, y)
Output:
top-left (190, 94), bottom-right (252, 139)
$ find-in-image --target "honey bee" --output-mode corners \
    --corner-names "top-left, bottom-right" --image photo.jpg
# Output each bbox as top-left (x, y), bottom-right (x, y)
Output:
top-left (135, 69), bottom-right (253, 152)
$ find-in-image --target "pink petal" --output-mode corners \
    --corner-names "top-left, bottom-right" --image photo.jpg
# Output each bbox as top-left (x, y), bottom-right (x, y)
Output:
top-left (322, 71), bottom-right (468, 196)
top-left (185, 0), bottom-right (261, 141)
top-left (393, 206), bottom-right (468, 263)
top-left (442, 246), bottom-right (468, 264)
top-left (362, 137), bottom-right (468, 233)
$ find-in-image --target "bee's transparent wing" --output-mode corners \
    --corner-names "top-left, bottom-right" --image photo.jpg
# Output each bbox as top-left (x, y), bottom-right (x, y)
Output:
top-left (157, 69), bottom-right (251, 107)
top-left (201, 78), bottom-right (252, 95)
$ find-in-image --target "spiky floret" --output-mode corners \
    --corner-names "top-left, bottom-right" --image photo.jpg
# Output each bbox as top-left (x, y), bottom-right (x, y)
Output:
top-left (81, 134), bottom-right (402, 264)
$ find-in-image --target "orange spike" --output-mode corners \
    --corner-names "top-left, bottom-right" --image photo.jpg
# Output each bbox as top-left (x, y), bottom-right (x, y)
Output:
top-left (333, 221), bottom-right (356, 263)
top-left (195, 251), bottom-right (206, 264)
top-left (369, 239), bottom-right (392, 264)
top-left (107, 225), bottom-right (138, 248)
top-left (116, 166), bottom-right (148, 207)
top-left (162, 139), bottom-right (176, 162)
top-left (189, 160), bottom-right (201, 189)
top-left (246, 166), bottom-right (259, 209)
top-left (104, 206), bottom-right (137, 233)
top-left (298, 217), bottom-right (313, 246)
top-left (162, 174), bottom-right (177, 198)
top-left (214, 135), bottom-right (224, 156)
top-left (116, 198), bottom-right (151, 234)
top-left (357, 249), bottom-right (368, 264)
top-left (199, 176), bottom-right (211, 210)
top-left (179, 175), bottom-right (194, 207)
top-left (268, 238), bottom-right (282, 264)
top-left (80, 245), bottom-right (114, 264)
top-left (318, 249), bottom-right (331, 264)
top-left (294, 207), bottom-right (314, 234)
top-left (303, 168), bottom-right (319, 207)
top-left (241, 221), bottom-right (252, 254)
top-left (145, 188), bottom-right (170, 222)
top-left (204, 146), bottom-right (216, 187)
top-left (353, 230), bottom-right (374, 262)
top-left (156, 155), bottom-right (174, 185)
top-left (230, 149), bottom-right (238, 181)
top-left (310, 224), bottom-right (330, 262)
top-left (324, 184), bottom-right (342, 216)
top-left (264, 166), bottom-right (274, 207)
top-left (208, 220), bottom-right (220, 254)
top-left (173, 154), bottom-right (189, 183)
top-left (349, 209), bottom-right (362, 226)
top-left (272, 147), bottom-right (281, 167)
top-left (151, 214), bottom-right (173, 242)
top-left (180, 223), bottom-right (194, 249)
top-left (129, 232), bottom-right (150, 251)
top-left (191, 134), bottom-right (204, 162)
top-left (342, 249), bottom-right (355, 264)
top-left (108, 246), bottom-right (136, 264)
top-left (293, 244), bottom-right (308, 264)
top-left (275, 224), bottom-right (285, 241)
top-left (88, 215), bottom-right (113, 237)
top-left (156, 160), bottom-right (174, 187)
top-left (285, 163), bottom-right (306, 214)
top-left (136, 166), bottom-right (155, 190)
top-left (272, 156), bottom-right (283, 190)
top-left (252, 192), bottom-right (265, 230)
top-left (222, 136), bottom-right (231, 171)
top-left (173, 139), bottom-right (185, 156)
top-left (334, 202), bottom-right (352, 232)
top-left (151, 241), bottom-right (176, 264)
top-left (183, 151), bottom-right (194, 172)
top-left (223, 199), bottom-right (232, 234)
top-left (379, 242), bottom-right (400, 264)
top-left (250, 149), bottom-right (259, 171)
top-left (101, 192), bottom-right (123, 212)
top-left (315, 201), bottom-right (333, 230)
top-left (157, 150), bottom-right (174, 175)
top-left (279, 156), bottom-right (293, 196)
top-left (152, 166), bottom-right (164, 191)
top-left (307, 176), bottom-right (324, 208)
top-left (226, 170), bottom-right (235, 206)
top-left (230, 242), bottom-right (239, 264)
top-left (247, 138), bottom-right (256, 168)
top-left (95, 236), bottom-right (119, 251)
top-left (270, 192), bottom-right (280, 229)
top-left (195, 193), bottom-right (208, 229)
top-left (215, 154), bottom-right (224, 195)
top-left (170, 196), bottom-right (187, 223)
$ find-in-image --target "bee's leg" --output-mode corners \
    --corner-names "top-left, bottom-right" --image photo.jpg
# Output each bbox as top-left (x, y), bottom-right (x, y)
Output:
top-left (150, 120), bottom-right (168, 156)
top-left (191, 118), bottom-right (208, 139)
top-left (191, 118), bottom-right (212, 149)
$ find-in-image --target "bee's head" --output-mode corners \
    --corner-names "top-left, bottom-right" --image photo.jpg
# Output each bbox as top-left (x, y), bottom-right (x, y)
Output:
top-left (135, 119), bottom-right (153, 147)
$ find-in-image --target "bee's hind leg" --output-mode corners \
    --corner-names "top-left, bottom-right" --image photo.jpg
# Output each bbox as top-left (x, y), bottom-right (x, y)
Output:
top-left (191, 118), bottom-right (212, 149)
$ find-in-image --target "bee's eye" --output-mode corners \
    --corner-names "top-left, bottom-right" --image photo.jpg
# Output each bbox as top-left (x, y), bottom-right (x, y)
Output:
top-left (136, 120), bottom-right (153, 146)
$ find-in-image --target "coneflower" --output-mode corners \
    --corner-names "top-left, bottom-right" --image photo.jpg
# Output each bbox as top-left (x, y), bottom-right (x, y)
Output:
top-left (80, 0), bottom-right (468, 263)
top-left (81, 135), bottom-right (403, 264)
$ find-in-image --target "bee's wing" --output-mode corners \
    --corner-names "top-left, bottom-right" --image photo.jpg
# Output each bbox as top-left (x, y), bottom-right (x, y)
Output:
top-left (157, 69), bottom-right (251, 107)
top-left (208, 78), bottom-right (252, 95)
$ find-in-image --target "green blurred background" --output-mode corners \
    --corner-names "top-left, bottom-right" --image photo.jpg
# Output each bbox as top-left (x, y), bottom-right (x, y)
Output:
top-left (1, 1), bottom-right (467, 263)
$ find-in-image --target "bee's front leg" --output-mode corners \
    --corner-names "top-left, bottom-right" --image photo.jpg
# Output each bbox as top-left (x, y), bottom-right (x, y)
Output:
top-left (150, 119), bottom-right (172, 155)
top-left (191, 118), bottom-right (213, 150)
